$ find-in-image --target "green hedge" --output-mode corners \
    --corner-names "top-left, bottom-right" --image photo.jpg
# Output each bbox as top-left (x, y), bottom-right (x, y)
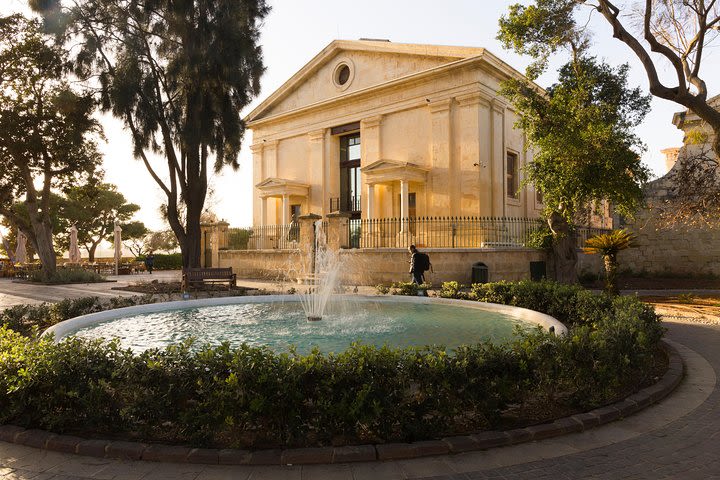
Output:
top-left (0, 281), bottom-right (664, 448)
top-left (0, 296), bottom-right (154, 337)
top-left (135, 253), bottom-right (182, 270)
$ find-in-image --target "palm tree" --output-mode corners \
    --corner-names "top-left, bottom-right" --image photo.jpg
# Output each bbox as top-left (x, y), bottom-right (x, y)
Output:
top-left (583, 229), bottom-right (636, 295)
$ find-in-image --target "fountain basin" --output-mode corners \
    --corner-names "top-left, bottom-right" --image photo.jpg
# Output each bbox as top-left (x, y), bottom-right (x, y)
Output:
top-left (44, 295), bottom-right (566, 354)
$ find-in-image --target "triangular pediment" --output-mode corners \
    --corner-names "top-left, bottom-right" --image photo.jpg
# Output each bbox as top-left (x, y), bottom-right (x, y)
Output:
top-left (246, 40), bottom-right (485, 123)
top-left (361, 159), bottom-right (428, 184)
top-left (256, 177), bottom-right (310, 197)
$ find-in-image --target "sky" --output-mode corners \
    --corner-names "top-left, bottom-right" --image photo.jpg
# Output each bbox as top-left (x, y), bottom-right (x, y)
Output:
top-left (2, 0), bottom-right (719, 237)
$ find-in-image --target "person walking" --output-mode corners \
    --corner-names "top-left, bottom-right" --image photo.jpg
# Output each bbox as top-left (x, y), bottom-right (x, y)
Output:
top-left (408, 245), bottom-right (424, 285)
top-left (144, 251), bottom-right (155, 274)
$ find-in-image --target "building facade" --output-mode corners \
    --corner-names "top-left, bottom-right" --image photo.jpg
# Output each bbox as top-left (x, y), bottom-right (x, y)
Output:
top-left (245, 40), bottom-right (544, 230)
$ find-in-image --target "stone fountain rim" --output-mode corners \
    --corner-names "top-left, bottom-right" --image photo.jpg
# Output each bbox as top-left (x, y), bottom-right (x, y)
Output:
top-left (43, 294), bottom-right (567, 341)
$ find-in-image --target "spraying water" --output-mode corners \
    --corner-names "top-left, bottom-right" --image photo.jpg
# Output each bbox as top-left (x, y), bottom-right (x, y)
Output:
top-left (299, 220), bottom-right (341, 321)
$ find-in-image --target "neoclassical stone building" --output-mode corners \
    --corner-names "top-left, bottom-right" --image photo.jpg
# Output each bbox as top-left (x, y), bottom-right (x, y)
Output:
top-left (245, 39), bottom-right (544, 228)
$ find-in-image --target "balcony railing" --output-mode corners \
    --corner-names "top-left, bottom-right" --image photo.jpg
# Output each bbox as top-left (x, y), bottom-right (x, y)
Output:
top-left (330, 195), bottom-right (361, 213)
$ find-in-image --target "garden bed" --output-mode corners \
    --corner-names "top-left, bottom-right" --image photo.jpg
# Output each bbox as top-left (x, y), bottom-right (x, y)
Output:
top-left (0, 281), bottom-right (666, 449)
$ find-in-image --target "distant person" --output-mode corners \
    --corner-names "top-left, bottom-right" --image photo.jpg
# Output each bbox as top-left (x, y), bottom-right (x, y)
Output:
top-left (287, 214), bottom-right (300, 242)
top-left (408, 245), bottom-right (427, 285)
top-left (145, 252), bottom-right (155, 274)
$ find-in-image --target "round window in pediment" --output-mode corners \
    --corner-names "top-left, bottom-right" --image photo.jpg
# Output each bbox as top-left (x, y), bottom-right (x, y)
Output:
top-left (337, 64), bottom-right (350, 85)
top-left (332, 60), bottom-right (354, 90)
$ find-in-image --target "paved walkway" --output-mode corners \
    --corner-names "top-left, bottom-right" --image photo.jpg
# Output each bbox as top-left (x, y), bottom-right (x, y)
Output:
top-left (0, 279), bottom-right (719, 478)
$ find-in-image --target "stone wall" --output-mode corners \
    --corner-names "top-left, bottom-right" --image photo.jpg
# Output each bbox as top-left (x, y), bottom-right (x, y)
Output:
top-left (217, 247), bottom-right (550, 286)
top-left (616, 137), bottom-right (720, 277)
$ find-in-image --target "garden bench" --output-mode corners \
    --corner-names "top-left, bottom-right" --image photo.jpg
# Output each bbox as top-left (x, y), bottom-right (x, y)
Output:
top-left (182, 267), bottom-right (237, 290)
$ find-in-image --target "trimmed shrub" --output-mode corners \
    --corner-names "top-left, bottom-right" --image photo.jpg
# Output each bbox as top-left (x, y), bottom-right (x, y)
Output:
top-left (29, 267), bottom-right (105, 284)
top-left (0, 281), bottom-right (664, 448)
top-left (136, 253), bottom-right (182, 270)
top-left (0, 295), bottom-right (154, 336)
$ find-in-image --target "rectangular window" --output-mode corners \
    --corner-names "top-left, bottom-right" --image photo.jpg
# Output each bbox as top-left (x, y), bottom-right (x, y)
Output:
top-left (535, 188), bottom-right (543, 205)
top-left (340, 133), bottom-right (361, 215)
top-left (506, 152), bottom-right (519, 198)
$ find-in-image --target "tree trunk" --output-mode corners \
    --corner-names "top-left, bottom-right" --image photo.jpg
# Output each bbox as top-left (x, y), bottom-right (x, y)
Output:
top-left (604, 254), bottom-right (619, 295)
top-left (548, 212), bottom-right (578, 284)
top-left (30, 218), bottom-right (57, 280)
top-left (88, 242), bottom-right (99, 263)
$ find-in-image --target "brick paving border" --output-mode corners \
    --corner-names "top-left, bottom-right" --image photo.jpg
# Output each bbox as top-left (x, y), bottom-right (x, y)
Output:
top-left (0, 341), bottom-right (683, 466)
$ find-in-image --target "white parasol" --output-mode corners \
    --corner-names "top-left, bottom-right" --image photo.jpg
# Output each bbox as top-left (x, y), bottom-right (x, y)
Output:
top-left (113, 222), bottom-right (122, 275)
top-left (69, 225), bottom-right (82, 263)
top-left (14, 231), bottom-right (27, 264)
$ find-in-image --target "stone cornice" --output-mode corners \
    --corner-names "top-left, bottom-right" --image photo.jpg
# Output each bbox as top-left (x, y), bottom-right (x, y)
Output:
top-left (307, 129), bottom-right (326, 142)
top-left (428, 98), bottom-right (453, 114)
top-left (456, 90), bottom-right (492, 107)
top-left (247, 50), bottom-right (537, 128)
top-left (361, 115), bottom-right (383, 129)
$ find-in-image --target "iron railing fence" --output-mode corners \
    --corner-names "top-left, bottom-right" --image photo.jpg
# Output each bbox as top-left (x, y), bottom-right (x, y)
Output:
top-left (575, 226), bottom-right (614, 249)
top-left (350, 216), bottom-right (545, 249)
top-left (225, 224), bottom-right (300, 250)
top-left (223, 218), bottom-right (613, 251)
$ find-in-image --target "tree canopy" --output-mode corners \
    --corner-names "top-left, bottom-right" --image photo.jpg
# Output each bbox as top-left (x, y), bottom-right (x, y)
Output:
top-left (31, 0), bottom-right (270, 268)
top-left (57, 180), bottom-right (146, 262)
top-left (0, 14), bottom-right (101, 278)
top-left (502, 57), bottom-right (651, 221)
top-left (498, 0), bottom-right (720, 157)
top-left (500, 54), bottom-right (651, 282)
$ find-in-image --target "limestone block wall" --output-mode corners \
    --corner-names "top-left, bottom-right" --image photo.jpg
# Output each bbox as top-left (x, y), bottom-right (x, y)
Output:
top-left (618, 214), bottom-right (720, 276)
top-left (219, 250), bottom-right (297, 281)
top-left (218, 247), bottom-right (550, 286)
top-left (615, 156), bottom-right (720, 276)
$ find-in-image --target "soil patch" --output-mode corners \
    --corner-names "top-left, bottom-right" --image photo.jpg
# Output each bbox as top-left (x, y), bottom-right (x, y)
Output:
top-left (582, 275), bottom-right (720, 290)
top-left (112, 280), bottom-right (260, 297)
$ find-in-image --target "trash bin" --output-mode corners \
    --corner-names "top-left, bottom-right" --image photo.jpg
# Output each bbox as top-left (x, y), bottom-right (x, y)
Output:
top-left (471, 262), bottom-right (489, 284)
top-left (530, 261), bottom-right (547, 281)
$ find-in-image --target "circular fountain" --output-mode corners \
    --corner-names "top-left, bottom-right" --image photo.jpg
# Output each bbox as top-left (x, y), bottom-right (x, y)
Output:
top-left (45, 294), bottom-right (565, 354)
top-left (44, 221), bottom-right (565, 352)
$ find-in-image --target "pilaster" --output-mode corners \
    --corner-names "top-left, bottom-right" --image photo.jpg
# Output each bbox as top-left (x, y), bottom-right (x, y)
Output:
top-left (360, 115), bottom-right (383, 166)
top-left (263, 139), bottom-right (279, 178)
top-left (490, 99), bottom-right (507, 217)
top-left (428, 98), bottom-right (455, 215)
top-left (308, 129), bottom-right (326, 216)
top-left (251, 143), bottom-right (264, 227)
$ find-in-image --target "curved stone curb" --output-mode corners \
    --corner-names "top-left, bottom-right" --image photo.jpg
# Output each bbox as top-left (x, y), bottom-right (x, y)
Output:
top-left (0, 341), bottom-right (683, 466)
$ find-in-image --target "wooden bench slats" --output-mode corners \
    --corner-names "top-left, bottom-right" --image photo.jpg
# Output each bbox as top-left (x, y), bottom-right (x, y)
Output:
top-left (182, 267), bottom-right (236, 289)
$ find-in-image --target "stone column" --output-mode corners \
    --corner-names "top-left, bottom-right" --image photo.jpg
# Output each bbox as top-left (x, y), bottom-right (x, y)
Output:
top-left (366, 183), bottom-right (375, 220)
top-left (299, 213), bottom-right (322, 279)
top-left (326, 211), bottom-right (351, 251)
top-left (259, 196), bottom-right (267, 226)
top-left (400, 179), bottom-right (409, 232)
top-left (429, 98), bottom-right (454, 215)
top-left (210, 224), bottom-right (220, 268)
top-left (282, 194), bottom-right (289, 226)
top-left (199, 223), bottom-right (211, 267)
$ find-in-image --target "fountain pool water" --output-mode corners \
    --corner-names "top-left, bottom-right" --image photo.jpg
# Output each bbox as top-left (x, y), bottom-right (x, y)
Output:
top-left (297, 219), bottom-right (340, 322)
top-left (45, 295), bottom-right (566, 354)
